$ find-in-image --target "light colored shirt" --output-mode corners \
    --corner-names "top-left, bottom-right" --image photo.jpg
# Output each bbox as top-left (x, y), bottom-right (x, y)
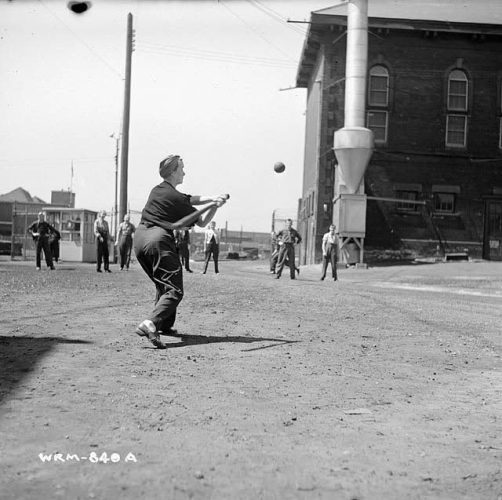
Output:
top-left (204, 228), bottom-right (220, 249)
top-left (322, 231), bottom-right (338, 255)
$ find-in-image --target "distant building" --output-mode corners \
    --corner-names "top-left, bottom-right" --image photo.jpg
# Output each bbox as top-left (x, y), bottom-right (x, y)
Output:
top-left (51, 190), bottom-right (75, 208)
top-left (296, 3), bottom-right (502, 263)
top-left (0, 187), bottom-right (97, 261)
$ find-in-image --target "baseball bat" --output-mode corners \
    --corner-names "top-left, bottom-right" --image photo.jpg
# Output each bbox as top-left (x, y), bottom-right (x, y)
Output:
top-left (165, 194), bottom-right (230, 230)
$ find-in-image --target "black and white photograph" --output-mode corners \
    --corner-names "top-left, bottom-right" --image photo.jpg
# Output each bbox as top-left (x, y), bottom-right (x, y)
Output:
top-left (1, 0), bottom-right (501, 498)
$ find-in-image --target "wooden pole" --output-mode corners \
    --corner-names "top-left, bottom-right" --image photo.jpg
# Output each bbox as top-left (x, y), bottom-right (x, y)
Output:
top-left (119, 13), bottom-right (133, 224)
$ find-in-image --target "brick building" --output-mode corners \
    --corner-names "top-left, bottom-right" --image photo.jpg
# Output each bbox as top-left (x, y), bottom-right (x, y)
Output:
top-left (296, 3), bottom-right (502, 263)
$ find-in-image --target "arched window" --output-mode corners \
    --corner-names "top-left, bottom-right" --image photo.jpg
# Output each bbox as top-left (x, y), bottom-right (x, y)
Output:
top-left (447, 69), bottom-right (468, 111)
top-left (367, 65), bottom-right (389, 144)
top-left (368, 65), bottom-right (389, 106)
top-left (446, 69), bottom-right (469, 147)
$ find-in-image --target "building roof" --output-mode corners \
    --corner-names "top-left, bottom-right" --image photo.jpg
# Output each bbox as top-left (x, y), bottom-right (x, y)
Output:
top-left (0, 187), bottom-right (46, 204)
top-left (296, 0), bottom-right (502, 87)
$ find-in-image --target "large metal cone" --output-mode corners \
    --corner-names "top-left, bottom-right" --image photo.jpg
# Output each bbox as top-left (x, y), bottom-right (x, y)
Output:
top-left (334, 127), bottom-right (374, 194)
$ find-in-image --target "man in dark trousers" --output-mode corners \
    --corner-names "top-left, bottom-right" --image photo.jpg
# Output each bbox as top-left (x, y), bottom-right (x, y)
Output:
top-left (270, 230), bottom-right (300, 276)
top-left (94, 210), bottom-right (112, 273)
top-left (203, 221), bottom-right (220, 274)
top-left (320, 224), bottom-right (338, 281)
top-left (28, 211), bottom-right (57, 270)
top-left (116, 213), bottom-right (136, 270)
top-left (275, 219), bottom-right (302, 280)
top-left (175, 228), bottom-right (193, 273)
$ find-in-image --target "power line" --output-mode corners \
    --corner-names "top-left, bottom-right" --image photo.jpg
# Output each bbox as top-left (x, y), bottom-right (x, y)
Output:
top-left (218, 0), bottom-right (297, 62)
top-left (245, 0), bottom-right (308, 37)
top-left (36, 0), bottom-right (124, 80)
top-left (138, 41), bottom-right (297, 68)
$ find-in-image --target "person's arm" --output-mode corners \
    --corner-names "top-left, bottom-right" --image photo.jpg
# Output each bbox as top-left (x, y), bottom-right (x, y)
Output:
top-left (322, 234), bottom-right (327, 256)
top-left (190, 194), bottom-right (227, 206)
top-left (294, 230), bottom-right (302, 245)
top-left (28, 222), bottom-right (35, 235)
top-left (94, 220), bottom-right (103, 242)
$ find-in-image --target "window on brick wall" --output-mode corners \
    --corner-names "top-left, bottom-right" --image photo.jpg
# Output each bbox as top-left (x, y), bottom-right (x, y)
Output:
top-left (367, 110), bottom-right (388, 143)
top-left (368, 65), bottom-right (389, 106)
top-left (446, 114), bottom-right (467, 147)
top-left (367, 65), bottom-right (389, 144)
top-left (395, 190), bottom-right (419, 212)
top-left (434, 192), bottom-right (455, 214)
top-left (446, 69), bottom-right (468, 147)
top-left (448, 70), bottom-right (468, 110)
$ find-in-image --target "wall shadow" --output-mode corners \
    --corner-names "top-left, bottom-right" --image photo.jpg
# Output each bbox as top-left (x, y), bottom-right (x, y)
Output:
top-left (0, 336), bottom-right (92, 405)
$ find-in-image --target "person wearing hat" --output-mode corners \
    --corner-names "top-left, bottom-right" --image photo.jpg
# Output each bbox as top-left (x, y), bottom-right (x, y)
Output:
top-left (134, 154), bottom-right (228, 349)
top-left (94, 210), bottom-right (112, 273)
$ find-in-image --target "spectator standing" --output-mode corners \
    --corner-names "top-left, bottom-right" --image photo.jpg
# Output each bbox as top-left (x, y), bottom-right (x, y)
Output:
top-left (275, 219), bottom-right (302, 280)
top-left (202, 221), bottom-right (220, 274)
top-left (116, 213), bottom-right (136, 270)
top-left (174, 228), bottom-right (193, 273)
top-left (28, 211), bottom-right (56, 270)
top-left (94, 210), bottom-right (112, 273)
top-left (320, 224), bottom-right (339, 281)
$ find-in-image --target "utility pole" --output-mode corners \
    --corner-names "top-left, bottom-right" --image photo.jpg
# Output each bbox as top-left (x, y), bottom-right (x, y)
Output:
top-left (113, 136), bottom-right (119, 240)
top-left (119, 13), bottom-right (133, 224)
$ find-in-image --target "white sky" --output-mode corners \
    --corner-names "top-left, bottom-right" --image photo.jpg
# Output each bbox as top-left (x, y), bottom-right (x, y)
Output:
top-left (0, 0), bottom-right (332, 232)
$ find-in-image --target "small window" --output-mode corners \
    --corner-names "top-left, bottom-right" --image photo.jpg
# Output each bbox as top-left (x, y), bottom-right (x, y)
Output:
top-left (368, 65), bottom-right (389, 107)
top-left (395, 190), bottom-right (419, 212)
top-left (448, 69), bottom-right (468, 111)
top-left (446, 114), bottom-right (467, 147)
top-left (367, 111), bottom-right (388, 143)
top-left (434, 193), bottom-right (455, 213)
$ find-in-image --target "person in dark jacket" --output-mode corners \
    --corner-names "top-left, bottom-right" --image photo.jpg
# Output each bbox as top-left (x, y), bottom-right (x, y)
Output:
top-left (28, 211), bottom-right (57, 270)
top-left (134, 154), bottom-right (228, 348)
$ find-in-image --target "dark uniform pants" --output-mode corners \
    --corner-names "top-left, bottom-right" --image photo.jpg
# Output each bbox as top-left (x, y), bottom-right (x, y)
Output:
top-left (203, 243), bottom-right (219, 273)
top-left (276, 244), bottom-right (296, 279)
top-left (134, 224), bottom-right (183, 332)
top-left (321, 245), bottom-right (338, 279)
top-left (96, 239), bottom-right (110, 271)
top-left (178, 243), bottom-right (190, 271)
top-left (36, 236), bottom-right (53, 268)
top-left (119, 235), bottom-right (133, 269)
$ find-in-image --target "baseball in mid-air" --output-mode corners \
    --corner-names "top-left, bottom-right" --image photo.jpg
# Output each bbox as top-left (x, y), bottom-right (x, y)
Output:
top-left (274, 162), bottom-right (286, 173)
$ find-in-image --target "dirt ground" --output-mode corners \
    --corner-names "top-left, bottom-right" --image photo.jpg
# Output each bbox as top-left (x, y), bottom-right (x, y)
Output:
top-left (0, 257), bottom-right (501, 500)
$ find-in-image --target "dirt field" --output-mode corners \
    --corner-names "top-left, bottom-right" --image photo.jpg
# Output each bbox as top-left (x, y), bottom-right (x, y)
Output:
top-left (0, 258), bottom-right (501, 499)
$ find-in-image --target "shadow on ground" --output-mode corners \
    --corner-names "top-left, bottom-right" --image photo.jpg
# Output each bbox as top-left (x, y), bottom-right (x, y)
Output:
top-left (153, 332), bottom-right (299, 351)
top-left (0, 336), bottom-right (92, 404)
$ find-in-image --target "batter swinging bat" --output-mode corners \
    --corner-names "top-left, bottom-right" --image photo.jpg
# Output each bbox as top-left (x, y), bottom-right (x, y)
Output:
top-left (164, 194), bottom-right (230, 230)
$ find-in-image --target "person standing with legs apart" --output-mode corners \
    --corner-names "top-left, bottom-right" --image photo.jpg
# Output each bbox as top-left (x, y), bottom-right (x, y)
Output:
top-left (275, 218), bottom-right (302, 280)
top-left (94, 210), bottom-right (112, 273)
top-left (174, 229), bottom-right (193, 273)
top-left (320, 224), bottom-right (338, 281)
top-left (116, 213), bottom-right (136, 270)
top-left (134, 154), bottom-right (228, 348)
top-left (28, 211), bottom-right (56, 270)
top-left (202, 221), bottom-right (220, 274)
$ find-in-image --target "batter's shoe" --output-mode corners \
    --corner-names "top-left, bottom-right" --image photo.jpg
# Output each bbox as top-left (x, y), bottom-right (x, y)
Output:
top-left (135, 320), bottom-right (166, 349)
